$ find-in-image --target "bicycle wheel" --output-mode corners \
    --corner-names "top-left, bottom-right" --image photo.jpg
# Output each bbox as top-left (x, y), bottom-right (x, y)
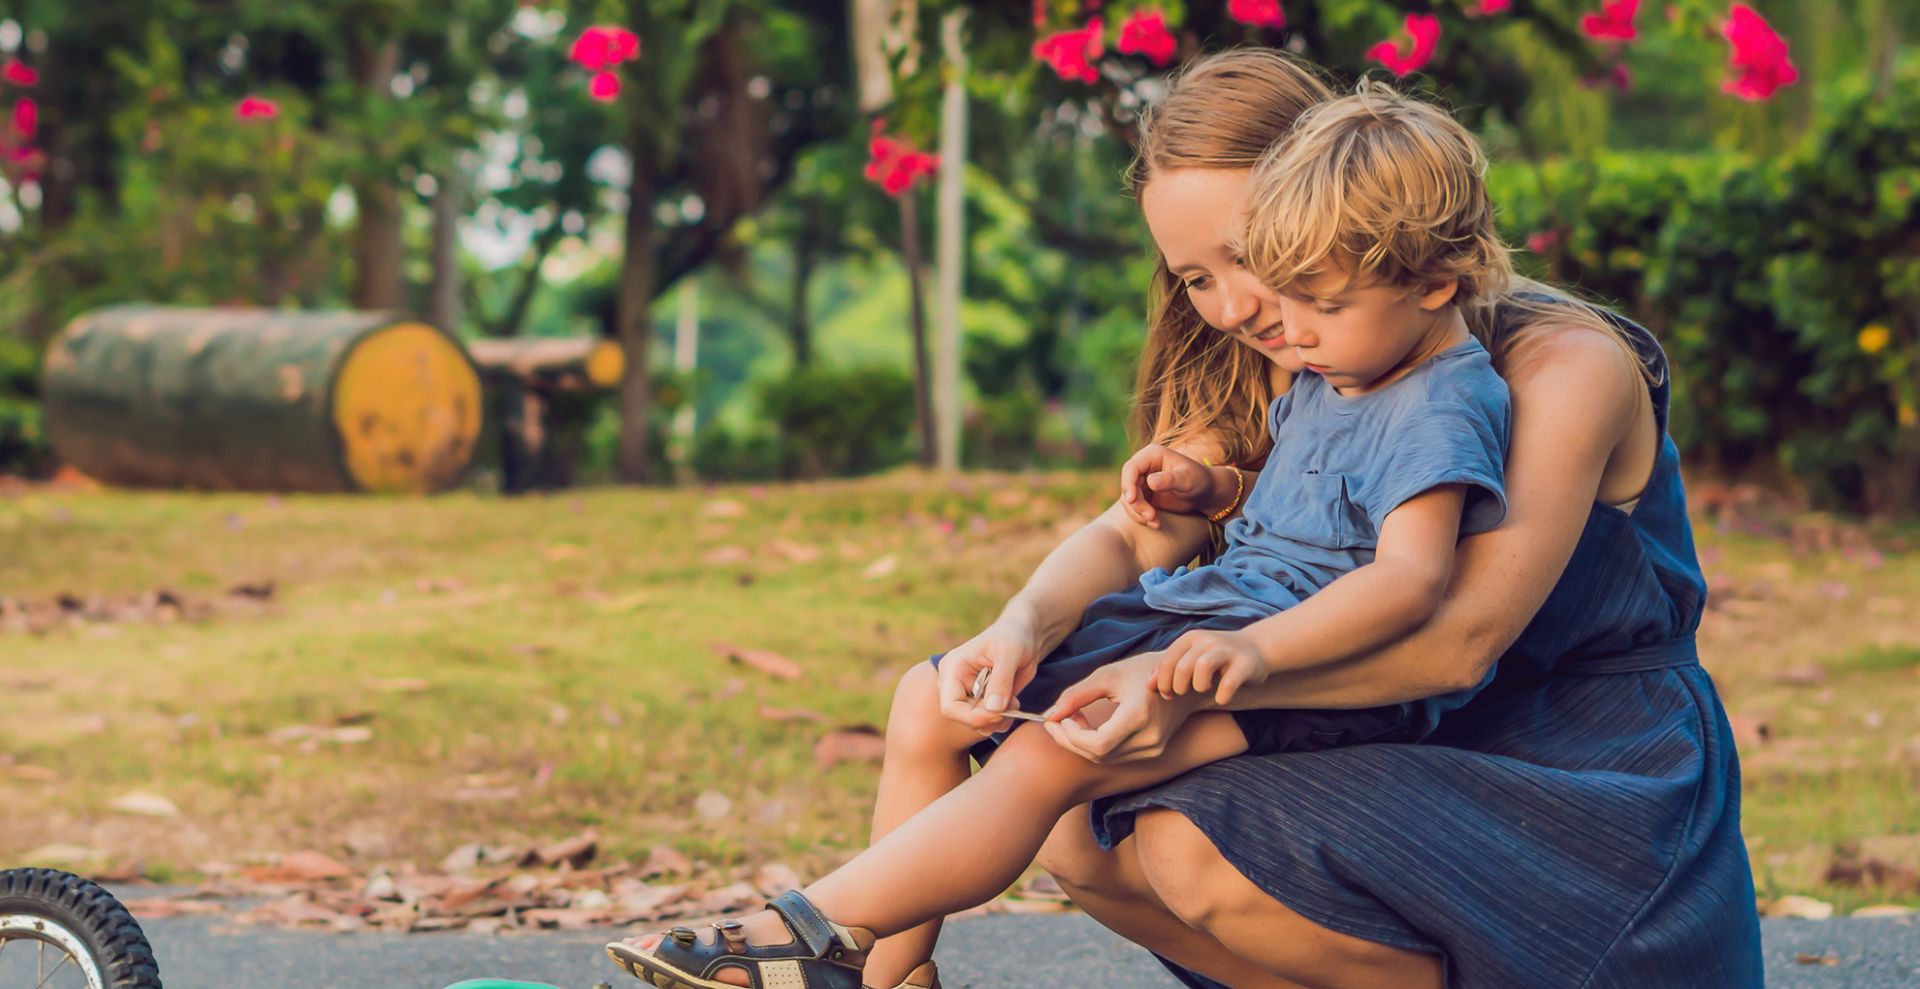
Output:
top-left (0, 868), bottom-right (161, 989)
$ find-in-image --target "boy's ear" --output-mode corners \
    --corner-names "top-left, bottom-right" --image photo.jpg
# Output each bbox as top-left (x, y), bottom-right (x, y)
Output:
top-left (1416, 279), bottom-right (1461, 311)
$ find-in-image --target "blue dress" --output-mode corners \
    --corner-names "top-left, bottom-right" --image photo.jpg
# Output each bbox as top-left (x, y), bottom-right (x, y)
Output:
top-left (1094, 309), bottom-right (1765, 987)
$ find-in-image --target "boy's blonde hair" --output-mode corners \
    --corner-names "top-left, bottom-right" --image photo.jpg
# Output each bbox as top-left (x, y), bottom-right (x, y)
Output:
top-left (1243, 79), bottom-right (1508, 326)
top-left (1242, 78), bottom-right (1657, 380)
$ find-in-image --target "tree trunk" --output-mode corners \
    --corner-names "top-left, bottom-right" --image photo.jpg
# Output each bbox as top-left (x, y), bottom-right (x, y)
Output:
top-left (933, 9), bottom-right (968, 472)
top-left (901, 194), bottom-right (935, 467)
top-left (430, 167), bottom-right (462, 331)
top-left (789, 223), bottom-right (816, 366)
top-left (350, 36), bottom-right (405, 310)
top-left (616, 128), bottom-right (660, 484)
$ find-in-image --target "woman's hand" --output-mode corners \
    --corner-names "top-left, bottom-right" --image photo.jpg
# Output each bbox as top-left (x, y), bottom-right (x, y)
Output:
top-left (1152, 628), bottom-right (1272, 705)
top-left (1120, 444), bottom-right (1220, 529)
top-left (937, 619), bottom-right (1044, 734)
top-left (1044, 653), bottom-right (1209, 763)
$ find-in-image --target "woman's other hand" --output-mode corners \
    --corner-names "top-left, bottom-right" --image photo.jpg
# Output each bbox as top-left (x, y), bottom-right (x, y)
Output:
top-left (1045, 653), bottom-right (1207, 762)
top-left (937, 619), bottom-right (1043, 735)
top-left (1120, 444), bottom-right (1219, 529)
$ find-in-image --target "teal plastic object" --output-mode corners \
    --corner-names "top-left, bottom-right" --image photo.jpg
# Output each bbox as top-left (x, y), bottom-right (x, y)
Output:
top-left (439, 981), bottom-right (569, 989)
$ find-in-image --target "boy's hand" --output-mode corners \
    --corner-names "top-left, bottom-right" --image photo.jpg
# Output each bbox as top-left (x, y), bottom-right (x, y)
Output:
top-left (1152, 628), bottom-right (1271, 706)
top-left (1120, 444), bottom-right (1219, 529)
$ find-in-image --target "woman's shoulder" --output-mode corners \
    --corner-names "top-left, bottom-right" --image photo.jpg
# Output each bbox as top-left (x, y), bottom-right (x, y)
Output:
top-left (1501, 319), bottom-right (1645, 407)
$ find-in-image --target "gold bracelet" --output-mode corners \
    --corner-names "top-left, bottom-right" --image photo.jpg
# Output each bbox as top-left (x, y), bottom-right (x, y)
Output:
top-left (1203, 461), bottom-right (1245, 523)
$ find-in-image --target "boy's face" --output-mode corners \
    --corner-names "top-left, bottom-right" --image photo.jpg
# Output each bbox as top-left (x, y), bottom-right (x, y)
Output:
top-left (1140, 168), bottom-right (1305, 372)
top-left (1273, 268), bottom-right (1459, 393)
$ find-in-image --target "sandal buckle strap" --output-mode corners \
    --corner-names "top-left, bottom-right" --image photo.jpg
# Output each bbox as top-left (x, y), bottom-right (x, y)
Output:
top-left (764, 890), bottom-right (842, 957)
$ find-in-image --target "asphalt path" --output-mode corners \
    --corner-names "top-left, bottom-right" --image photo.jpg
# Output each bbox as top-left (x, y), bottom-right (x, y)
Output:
top-left (124, 909), bottom-right (1919, 988)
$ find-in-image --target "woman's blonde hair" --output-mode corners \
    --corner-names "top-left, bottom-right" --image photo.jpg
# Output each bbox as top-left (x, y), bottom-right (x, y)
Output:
top-left (1130, 63), bottom-right (1655, 465)
top-left (1128, 49), bottom-right (1333, 466)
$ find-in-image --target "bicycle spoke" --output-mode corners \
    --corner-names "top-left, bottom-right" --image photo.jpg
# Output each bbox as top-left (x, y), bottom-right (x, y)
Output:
top-left (36, 948), bottom-right (73, 989)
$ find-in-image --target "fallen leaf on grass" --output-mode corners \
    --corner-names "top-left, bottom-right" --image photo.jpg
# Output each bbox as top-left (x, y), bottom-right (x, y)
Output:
top-left (1770, 665), bottom-right (1828, 688)
top-left (363, 676), bottom-right (430, 693)
top-left (520, 831), bottom-right (597, 870)
top-left (126, 898), bottom-right (227, 919)
top-left (1793, 953), bottom-right (1839, 966)
top-left (814, 726), bottom-right (887, 770)
top-left (268, 724), bottom-right (374, 745)
top-left (702, 546), bottom-right (752, 566)
top-left (703, 499), bottom-right (747, 519)
top-left (752, 863), bottom-right (804, 897)
top-left (862, 555), bottom-right (900, 580)
top-left (109, 791), bottom-right (180, 818)
top-left (1851, 904), bottom-right (1915, 918)
top-left (695, 790), bottom-right (734, 820)
top-left (241, 850), bottom-right (352, 884)
top-left (1825, 848), bottom-right (1920, 895)
top-left (1763, 895), bottom-right (1835, 919)
top-left (713, 642), bottom-right (803, 680)
top-left (439, 844), bottom-right (524, 874)
top-left (639, 845), bottom-right (695, 878)
top-left (758, 706), bottom-right (826, 723)
top-left (765, 540), bottom-right (821, 564)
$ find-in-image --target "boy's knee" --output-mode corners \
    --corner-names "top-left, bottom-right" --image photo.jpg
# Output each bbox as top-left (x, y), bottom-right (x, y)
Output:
top-left (887, 662), bottom-right (972, 754)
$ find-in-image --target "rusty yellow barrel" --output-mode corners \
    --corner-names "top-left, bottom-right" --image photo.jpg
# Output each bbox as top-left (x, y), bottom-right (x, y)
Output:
top-left (41, 306), bottom-right (483, 493)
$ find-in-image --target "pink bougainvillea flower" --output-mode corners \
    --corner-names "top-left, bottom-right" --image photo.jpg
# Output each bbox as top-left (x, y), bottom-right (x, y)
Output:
top-left (1226, 0), bottom-right (1285, 28)
top-left (1579, 62), bottom-right (1635, 92)
top-left (1117, 10), bottom-right (1177, 66)
top-left (10, 98), bottom-right (34, 140)
top-left (569, 25), bottom-right (641, 71)
top-left (1032, 0), bottom-right (1046, 26)
top-left (588, 71), bottom-right (621, 102)
top-left (1720, 3), bottom-right (1798, 101)
top-left (1526, 229), bottom-right (1562, 253)
top-left (234, 95), bottom-right (279, 120)
top-left (2, 59), bottom-right (37, 87)
top-left (863, 123), bottom-right (939, 197)
top-left (1472, 0), bottom-right (1512, 14)
top-left (1368, 13), bottom-right (1441, 76)
top-left (1032, 18), bottom-right (1104, 84)
top-left (1580, 0), bottom-right (1640, 42)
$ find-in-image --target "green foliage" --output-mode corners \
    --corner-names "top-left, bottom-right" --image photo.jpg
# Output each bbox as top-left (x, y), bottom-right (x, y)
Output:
top-left (1491, 59), bottom-right (1920, 512)
top-left (698, 364), bottom-right (914, 481)
top-left (0, 334), bottom-right (47, 475)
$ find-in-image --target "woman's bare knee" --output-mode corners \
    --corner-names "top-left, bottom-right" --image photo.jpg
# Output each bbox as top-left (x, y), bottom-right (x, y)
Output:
top-left (1034, 807), bottom-right (1113, 890)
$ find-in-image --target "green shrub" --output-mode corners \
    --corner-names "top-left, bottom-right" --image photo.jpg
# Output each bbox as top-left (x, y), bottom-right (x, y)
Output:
top-left (1489, 59), bottom-right (1920, 512)
top-left (753, 364), bottom-right (915, 480)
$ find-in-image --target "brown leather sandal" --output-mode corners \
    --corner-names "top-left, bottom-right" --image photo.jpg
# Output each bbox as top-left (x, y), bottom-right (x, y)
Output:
top-left (865, 960), bottom-right (940, 989)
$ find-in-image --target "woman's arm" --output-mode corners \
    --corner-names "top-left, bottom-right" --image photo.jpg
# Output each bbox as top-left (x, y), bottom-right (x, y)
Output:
top-left (1214, 329), bottom-right (1649, 709)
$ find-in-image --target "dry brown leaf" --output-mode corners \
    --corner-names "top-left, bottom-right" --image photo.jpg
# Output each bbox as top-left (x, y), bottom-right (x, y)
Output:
top-left (1763, 894), bottom-right (1835, 919)
top-left (752, 863), bottom-right (805, 897)
top-left (758, 706), bottom-right (827, 723)
top-left (713, 642), bottom-right (803, 680)
top-left (109, 790), bottom-right (180, 818)
top-left (702, 546), bottom-right (752, 566)
top-left (694, 790), bottom-right (734, 820)
top-left (1771, 664), bottom-right (1828, 688)
top-left (1851, 904), bottom-right (1915, 918)
top-left (1793, 953), bottom-right (1839, 966)
top-left (241, 850), bottom-right (352, 884)
top-left (639, 845), bottom-right (695, 878)
top-left (522, 831), bottom-right (598, 870)
top-left (814, 726), bottom-right (887, 770)
top-left (125, 898), bottom-right (226, 920)
top-left (766, 540), bottom-right (821, 564)
top-left (862, 555), bottom-right (900, 580)
top-left (703, 499), bottom-right (747, 519)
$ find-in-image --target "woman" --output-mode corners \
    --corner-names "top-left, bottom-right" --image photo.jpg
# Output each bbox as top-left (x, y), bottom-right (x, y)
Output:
top-left (910, 50), bottom-right (1761, 988)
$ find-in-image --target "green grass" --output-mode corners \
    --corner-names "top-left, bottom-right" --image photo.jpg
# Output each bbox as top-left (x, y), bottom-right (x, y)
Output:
top-left (2, 473), bottom-right (1918, 912)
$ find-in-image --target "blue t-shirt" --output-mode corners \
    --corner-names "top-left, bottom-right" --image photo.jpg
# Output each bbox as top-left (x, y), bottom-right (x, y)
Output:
top-left (1139, 337), bottom-right (1511, 620)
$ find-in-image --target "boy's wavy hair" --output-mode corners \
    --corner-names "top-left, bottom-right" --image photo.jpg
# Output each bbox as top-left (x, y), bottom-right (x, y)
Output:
top-left (1243, 78), bottom-right (1658, 383)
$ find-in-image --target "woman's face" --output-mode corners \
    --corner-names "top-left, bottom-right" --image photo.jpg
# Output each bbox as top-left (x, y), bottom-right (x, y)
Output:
top-left (1140, 167), bottom-right (1302, 372)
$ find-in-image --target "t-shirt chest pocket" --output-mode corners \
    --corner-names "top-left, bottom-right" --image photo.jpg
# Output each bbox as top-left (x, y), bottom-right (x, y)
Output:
top-left (1264, 471), bottom-right (1368, 550)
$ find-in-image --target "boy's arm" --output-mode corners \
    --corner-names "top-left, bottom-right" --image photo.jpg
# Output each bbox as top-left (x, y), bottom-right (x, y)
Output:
top-left (1232, 484), bottom-right (1468, 699)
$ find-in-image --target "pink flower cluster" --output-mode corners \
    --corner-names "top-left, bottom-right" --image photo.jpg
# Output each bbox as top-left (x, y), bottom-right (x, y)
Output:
top-left (864, 125), bottom-right (939, 197)
top-left (1, 57), bottom-right (38, 171)
top-left (1033, 18), bottom-right (1104, 83)
top-left (1580, 0), bottom-right (1640, 43)
top-left (234, 95), bottom-right (279, 120)
top-left (1226, 0), bottom-right (1286, 28)
top-left (1117, 10), bottom-right (1177, 66)
top-left (1368, 13), bottom-right (1441, 76)
top-left (569, 25), bottom-right (640, 102)
top-left (1720, 3), bottom-right (1797, 101)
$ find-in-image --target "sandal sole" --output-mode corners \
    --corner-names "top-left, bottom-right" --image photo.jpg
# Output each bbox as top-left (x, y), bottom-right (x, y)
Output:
top-left (605, 942), bottom-right (765, 989)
